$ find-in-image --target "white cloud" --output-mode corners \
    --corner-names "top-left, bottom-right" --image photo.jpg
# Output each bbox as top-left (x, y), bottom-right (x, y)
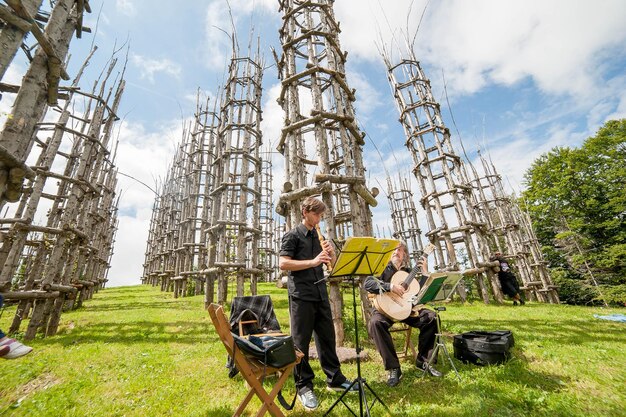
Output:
top-left (427, 0), bottom-right (626, 98)
top-left (203, 2), bottom-right (234, 69)
top-left (229, 0), bottom-right (275, 14)
top-left (476, 122), bottom-right (583, 193)
top-left (260, 82), bottom-right (284, 151)
top-left (115, 0), bottom-right (136, 16)
top-left (334, 0), bottom-right (626, 101)
top-left (130, 54), bottom-right (181, 83)
top-left (114, 119), bottom-right (182, 205)
top-left (348, 69), bottom-right (384, 120)
top-left (602, 76), bottom-right (626, 122)
top-left (108, 214), bottom-right (150, 286)
top-left (106, 118), bottom-right (185, 286)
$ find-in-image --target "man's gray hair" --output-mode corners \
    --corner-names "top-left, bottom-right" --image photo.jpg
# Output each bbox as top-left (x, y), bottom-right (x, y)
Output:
top-left (396, 240), bottom-right (410, 268)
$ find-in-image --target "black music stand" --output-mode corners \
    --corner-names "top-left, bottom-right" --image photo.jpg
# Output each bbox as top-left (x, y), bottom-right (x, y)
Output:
top-left (321, 237), bottom-right (398, 417)
top-left (414, 272), bottom-right (463, 380)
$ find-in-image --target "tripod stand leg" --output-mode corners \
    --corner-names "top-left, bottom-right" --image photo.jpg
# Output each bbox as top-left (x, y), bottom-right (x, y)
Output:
top-left (421, 308), bottom-right (459, 379)
top-left (323, 379), bottom-right (359, 417)
top-left (440, 338), bottom-right (461, 380)
top-left (323, 378), bottom-right (389, 417)
top-left (362, 379), bottom-right (389, 412)
top-left (322, 275), bottom-right (388, 417)
top-left (420, 340), bottom-right (440, 378)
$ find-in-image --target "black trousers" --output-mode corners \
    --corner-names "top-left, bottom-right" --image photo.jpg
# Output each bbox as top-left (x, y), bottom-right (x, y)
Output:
top-left (499, 272), bottom-right (521, 298)
top-left (368, 308), bottom-right (437, 370)
top-left (289, 297), bottom-right (346, 391)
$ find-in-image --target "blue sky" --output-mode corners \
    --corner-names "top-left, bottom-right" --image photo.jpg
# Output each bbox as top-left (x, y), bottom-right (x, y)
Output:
top-left (17, 0), bottom-right (622, 287)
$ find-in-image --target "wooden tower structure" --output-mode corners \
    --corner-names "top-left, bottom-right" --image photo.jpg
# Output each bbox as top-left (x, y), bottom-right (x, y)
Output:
top-left (170, 96), bottom-right (218, 298)
top-left (469, 154), bottom-right (559, 302)
top-left (386, 175), bottom-right (426, 265)
top-left (0, 0), bottom-right (91, 206)
top-left (142, 194), bottom-right (162, 286)
top-left (259, 149), bottom-right (277, 282)
top-left (141, 94), bottom-right (220, 302)
top-left (275, 0), bottom-right (378, 343)
top-left (206, 49), bottom-right (264, 304)
top-left (0, 49), bottom-right (124, 339)
top-left (382, 47), bottom-right (502, 303)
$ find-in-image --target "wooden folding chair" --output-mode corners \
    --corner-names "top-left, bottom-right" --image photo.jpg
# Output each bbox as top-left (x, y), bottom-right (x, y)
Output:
top-left (208, 303), bottom-right (301, 417)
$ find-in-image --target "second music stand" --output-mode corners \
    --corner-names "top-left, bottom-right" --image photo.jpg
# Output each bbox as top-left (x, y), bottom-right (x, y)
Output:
top-left (322, 237), bottom-right (398, 417)
top-left (414, 272), bottom-right (464, 380)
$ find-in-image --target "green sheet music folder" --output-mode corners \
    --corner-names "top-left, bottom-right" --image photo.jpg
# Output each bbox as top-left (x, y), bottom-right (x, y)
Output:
top-left (415, 272), bottom-right (464, 303)
top-left (329, 237), bottom-right (399, 277)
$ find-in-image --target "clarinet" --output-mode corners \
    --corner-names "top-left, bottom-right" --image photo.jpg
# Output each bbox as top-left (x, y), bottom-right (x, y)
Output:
top-left (315, 224), bottom-right (333, 272)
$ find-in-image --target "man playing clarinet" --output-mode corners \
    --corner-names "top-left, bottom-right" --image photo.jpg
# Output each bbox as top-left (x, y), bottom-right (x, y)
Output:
top-left (279, 196), bottom-right (357, 411)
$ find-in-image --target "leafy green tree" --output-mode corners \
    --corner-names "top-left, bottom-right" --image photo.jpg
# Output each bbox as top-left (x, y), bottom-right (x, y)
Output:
top-left (521, 119), bottom-right (626, 305)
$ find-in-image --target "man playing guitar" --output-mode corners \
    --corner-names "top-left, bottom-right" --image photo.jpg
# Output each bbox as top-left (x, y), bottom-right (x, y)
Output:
top-left (364, 241), bottom-right (442, 387)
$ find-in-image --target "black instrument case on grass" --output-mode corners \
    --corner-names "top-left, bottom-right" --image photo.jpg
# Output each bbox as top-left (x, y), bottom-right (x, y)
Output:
top-left (453, 330), bottom-right (514, 365)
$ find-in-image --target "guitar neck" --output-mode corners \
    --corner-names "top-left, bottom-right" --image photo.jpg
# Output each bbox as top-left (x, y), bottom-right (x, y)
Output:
top-left (401, 264), bottom-right (422, 288)
top-left (401, 243), bottom-right (435, 288)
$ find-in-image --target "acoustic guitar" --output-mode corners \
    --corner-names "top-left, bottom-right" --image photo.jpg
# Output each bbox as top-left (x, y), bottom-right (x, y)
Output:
top-left (373, 243), bottom-right (436, 321)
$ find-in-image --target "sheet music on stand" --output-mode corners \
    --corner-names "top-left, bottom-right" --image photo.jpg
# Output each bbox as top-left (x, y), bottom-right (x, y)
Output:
top-left (329, 237), bottom-right (399, 278)
top-left (414, 272), bottom-right (464, 304)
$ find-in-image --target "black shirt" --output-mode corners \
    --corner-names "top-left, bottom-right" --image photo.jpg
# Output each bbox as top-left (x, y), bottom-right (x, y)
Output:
top-left (279, 223), bottom-right (328, 301)
top-left (494, 256), bottom-right (517, 281)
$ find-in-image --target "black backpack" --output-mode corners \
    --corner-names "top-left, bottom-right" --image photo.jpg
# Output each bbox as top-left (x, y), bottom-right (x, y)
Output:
top-left (453, 330), bottom-right (514, 365)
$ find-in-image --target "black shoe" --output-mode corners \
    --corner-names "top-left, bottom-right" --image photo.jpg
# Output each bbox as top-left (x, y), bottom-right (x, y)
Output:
top-left (513, 300), bottom-right (519, 306)
top-left (327, 379), bottom-right (358, 392)
top-left (415, 357), bottom-right (436, 369)
top-left (387, 368), bottom-right (402, 387)
top-left (421, 362), bottom-right (443, 377)
top-left (519, 298), bottom-right (526, 305)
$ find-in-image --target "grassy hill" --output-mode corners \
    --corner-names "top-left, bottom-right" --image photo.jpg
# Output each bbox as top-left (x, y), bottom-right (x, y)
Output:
top-left (1, 284), bottom-right (625, 417)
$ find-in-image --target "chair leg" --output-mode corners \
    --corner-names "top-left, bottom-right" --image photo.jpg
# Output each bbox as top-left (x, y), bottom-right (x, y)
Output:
top-left (253, 374), bottom-right (285, 417)
top-left (406, 327), bottom-right (416, 359)
top-left (235, 360), bottom-right (285, 417)
top-left (209, 304), bottom-right (293, 417)
top-left (392, 324), bottom-right (416, 360)
top-left (256, 364), bottom-right (294, 417)
top-left (234, 388), bottom-right (256, 417)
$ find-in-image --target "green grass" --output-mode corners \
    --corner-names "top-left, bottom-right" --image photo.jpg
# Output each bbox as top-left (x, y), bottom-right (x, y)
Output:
top-left (1, 284), bottom-right (625, 417)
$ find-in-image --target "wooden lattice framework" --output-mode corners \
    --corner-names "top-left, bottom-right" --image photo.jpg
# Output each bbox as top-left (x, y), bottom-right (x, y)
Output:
top-left (386, 176), bottom-right (425, 265)
top-left (383, 48), bottom-right (502, 304)
top-left (258, 150), bottom-right (277, 282)
top-left (141, 95), bottom-right (221, 299)
top-left (0, 0), bottom-right (91, 206)
top-left (169, 96), bottom-right (218, 298)
top-left (275, 0), bottom-right (378, 343)
top-left (0, 48), bottom-right (124, 340)
top-left (516, 204), bottom-right (560, 302)
top-left (142, 195), bottom-right (161, 286)
top-left (205, 51), bottom-right (264, 304)
top-left (469, 154), bottom-right (559, 302)
top-left (157, 152), bottom-right (183, 293)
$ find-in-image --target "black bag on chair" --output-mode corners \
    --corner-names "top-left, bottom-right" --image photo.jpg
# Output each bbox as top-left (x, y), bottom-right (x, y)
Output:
top-left (453, 330), bottom-right (514, 365)
top-left (226, 295), bottom-right (283, 378)
top-left (232, 333), bottom-right (297, 369)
